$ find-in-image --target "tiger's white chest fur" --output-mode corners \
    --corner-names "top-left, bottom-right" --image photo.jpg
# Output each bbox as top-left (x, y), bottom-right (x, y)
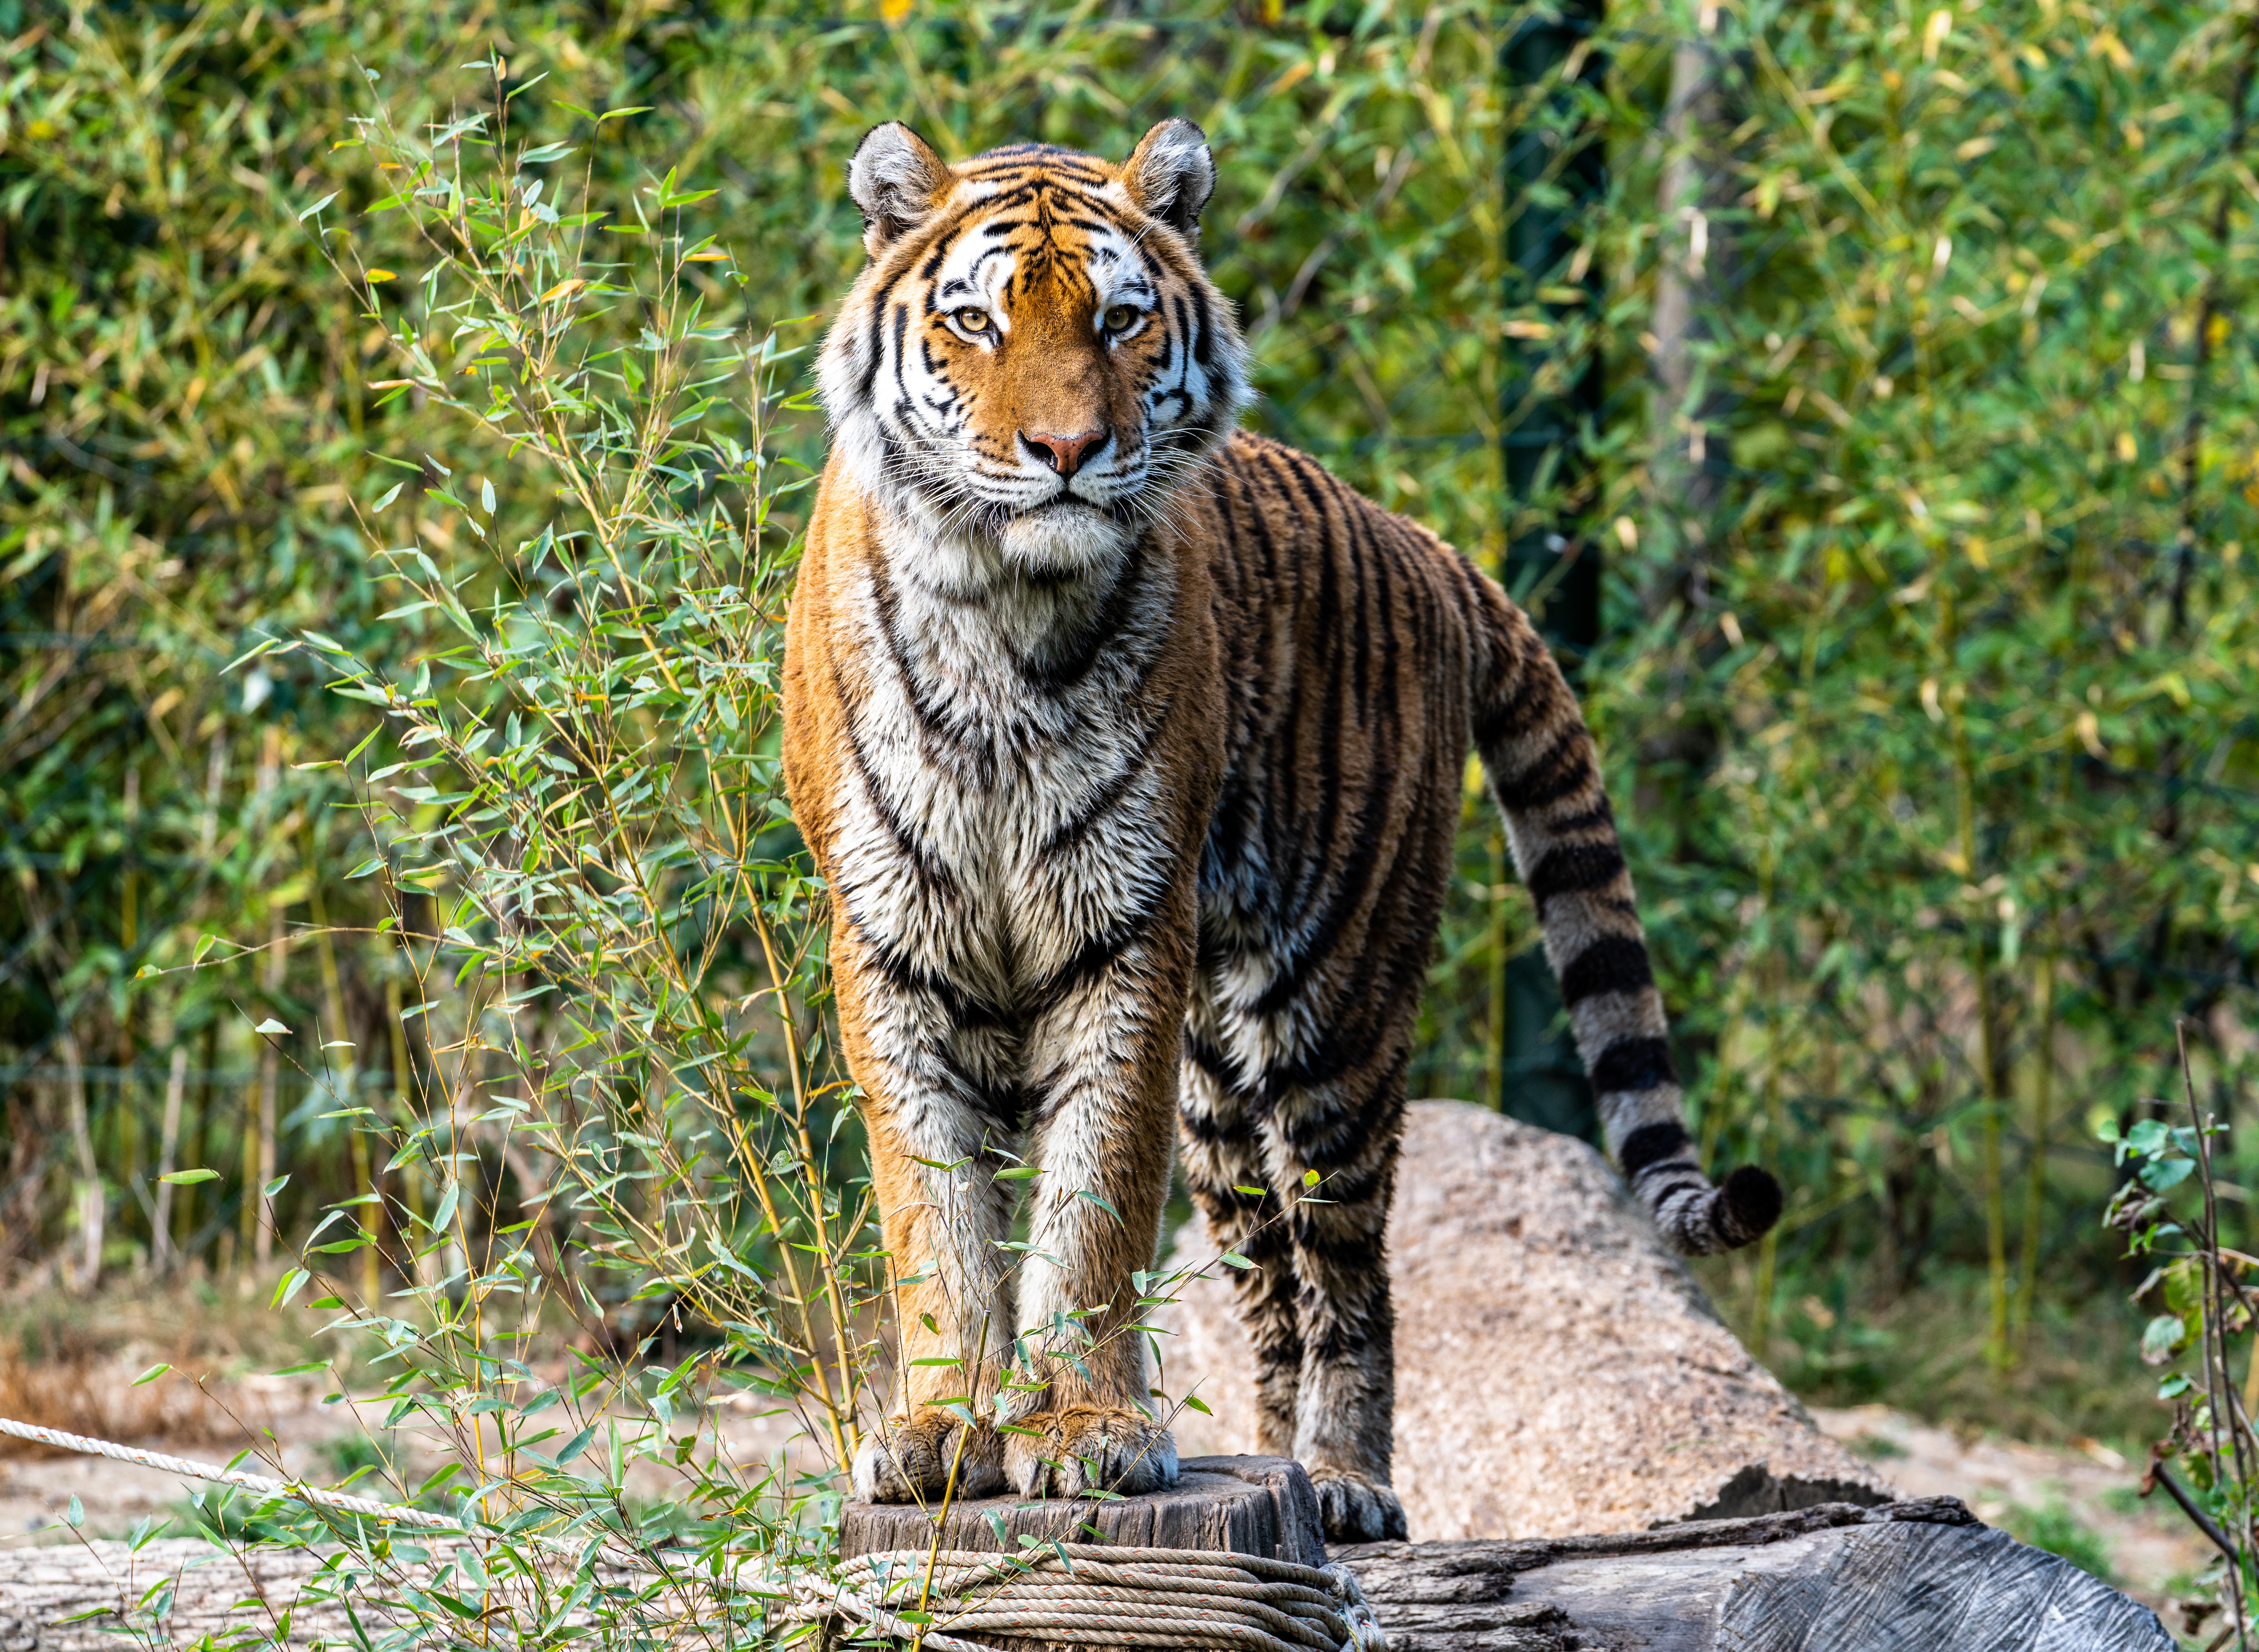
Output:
top-left (824, 510), bottom-right (1179, 1017)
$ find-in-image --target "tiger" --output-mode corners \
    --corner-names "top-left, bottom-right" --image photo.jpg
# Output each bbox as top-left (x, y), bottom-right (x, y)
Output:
top-left (780, 117), bottom-right (1783, 1543)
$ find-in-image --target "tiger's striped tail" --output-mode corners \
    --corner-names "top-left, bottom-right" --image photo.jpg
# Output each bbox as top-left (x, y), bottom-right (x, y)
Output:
top-left (1467, 579), bottom-right (1782, 1256)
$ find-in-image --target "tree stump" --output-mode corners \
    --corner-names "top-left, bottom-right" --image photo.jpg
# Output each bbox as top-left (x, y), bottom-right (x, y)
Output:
top-left (840, 1453), bottom-right (1327, 1568)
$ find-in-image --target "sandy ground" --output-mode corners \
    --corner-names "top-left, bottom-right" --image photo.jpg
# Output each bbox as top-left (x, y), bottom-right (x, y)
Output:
top-left (0, 1395), bottom-right (2221, 1629)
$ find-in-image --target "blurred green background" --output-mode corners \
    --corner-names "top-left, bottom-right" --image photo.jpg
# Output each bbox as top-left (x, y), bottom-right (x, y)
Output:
top-left (3, 0), bottom-right (2256, 1446)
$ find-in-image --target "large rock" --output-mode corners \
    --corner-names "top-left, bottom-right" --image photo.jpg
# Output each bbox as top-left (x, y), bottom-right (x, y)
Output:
top-left (1153, 1100), bottom-right (1889, 1539)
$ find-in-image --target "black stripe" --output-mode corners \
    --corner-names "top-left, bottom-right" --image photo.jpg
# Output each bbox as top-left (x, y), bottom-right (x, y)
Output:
top-left (1617, 1120), bottom-right (1693, 1180)
top-left (1472, 630), bottom-right (1561, 752)
top-left (1026, 893), bottom-right (1167, 1020)
top-left (1041, 742), bottom-right (1156, 858)
top-left (1022, 538), bottom-right (1146, 695)
top-left (1541, 800), bottom-right (1615, 836)
top-left (1277, 1044), bottom-right (1409, 1173)
top-left (1558, 934), bottom-right (1654, 1007)
top-left (918, 214), bottom-right (976, 281)
top-left (1292, 1219), bottom-right (1389, 1277)
top-left (833, 680), bottom-right (957, 894)
top-left (1525, 840), bottom-right (1626, 913)
top-left (1176, 1106), bottom-right (1253, 1146)
top-left (1495, 726), bottom-right (1593, 814)
top-left (1182, 1028), bottom-right (1240, 1088)
top-left (1188, 281), bottom-right (1216, 370)
top-left (868, 560), bottom-right (963, 748)
top-left (843, 916), bottom-right (1013, 1036)
top-left (1590, 1037), bottom-right (1678, 1096)
top-left (856, 292), bottom-right (889, 406)
top-left (931, 1044), bottom-right (1032, 1130)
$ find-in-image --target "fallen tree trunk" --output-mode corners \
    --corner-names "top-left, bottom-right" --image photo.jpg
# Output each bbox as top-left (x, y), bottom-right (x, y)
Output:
top-left (0, 1488), bottom-right (2172, 1650)
top-left (1338, 1498), bottom-right (2174, 1651)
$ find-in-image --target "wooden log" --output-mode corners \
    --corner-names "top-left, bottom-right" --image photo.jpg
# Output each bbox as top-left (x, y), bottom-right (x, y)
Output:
top-left (1335, 1497), bottom-right (2175, 1651)
top-left (0, 1498), bottom-right (2176, 1650)
top-left (0, 1539), bottom-right (334, 1652)
top-left (840, 1453), bottom-right (1327, 1568)
top-left (1155, 1101), bottom-right (1891, 1537)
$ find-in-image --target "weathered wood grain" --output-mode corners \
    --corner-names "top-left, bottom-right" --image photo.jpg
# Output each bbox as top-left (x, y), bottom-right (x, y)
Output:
top-left (839, 1454), bottom-right (1327, 1568)
top-left (1336, 1498), bottom-right (2175, 1652)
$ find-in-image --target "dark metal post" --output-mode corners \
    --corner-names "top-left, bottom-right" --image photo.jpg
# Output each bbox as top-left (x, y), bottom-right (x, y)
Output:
top-left (1498, 0), bottom-right (1606, 1140)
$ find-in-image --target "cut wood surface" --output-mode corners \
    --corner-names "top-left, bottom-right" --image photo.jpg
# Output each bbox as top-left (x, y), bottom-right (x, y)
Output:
top-left (1156, 1101), bottom-right (1892, 1538)
top-left (839, 1453), bottom-right (1327, 1567)
top-left (0, 1498), bottom-right (2174, 1649)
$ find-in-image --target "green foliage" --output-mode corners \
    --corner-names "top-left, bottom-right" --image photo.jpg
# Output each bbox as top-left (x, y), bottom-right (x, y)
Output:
top-left (2002, 1498), bottom-right (2119, 1584)
top-left (2105, 1044), bottom-right (2259, 1629)
top-left (1, 0), bottom-right (2255, 1478)
top-left (74, 76), bottom-right (1265, 1645)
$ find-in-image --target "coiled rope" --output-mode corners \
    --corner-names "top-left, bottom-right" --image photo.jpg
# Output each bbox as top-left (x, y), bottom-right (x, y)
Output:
top-left (0, 1414), bottom-right (1389, 1651)
top-left (793, 1545), bottom-right (1389, 1652)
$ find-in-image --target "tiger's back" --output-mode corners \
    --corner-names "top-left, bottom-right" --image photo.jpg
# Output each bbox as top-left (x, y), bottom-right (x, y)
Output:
top-left (784, 119), bottom-right (1779, 1542)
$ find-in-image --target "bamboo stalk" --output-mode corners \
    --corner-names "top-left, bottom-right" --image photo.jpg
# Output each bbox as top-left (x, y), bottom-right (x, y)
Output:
top-left (60, 1031), bottom-right (101, 1293)
top-left (305, 833), bottom-right (377, 1306)
top-left (152, 1045), bottom-right (187, 1275)
top-left (255, 901), bottom-right (286, 1269)
top-left (386, 972), bottom-right (434, 1287)
top-left (2014, 941), bottom-right (2057, 1347)
top-left (118, 766), bottom-right (141, 1256)
top-left (182, 1020), bottom-right (215, 1261)
top-left (252, 723), bottom-right (286, 1269)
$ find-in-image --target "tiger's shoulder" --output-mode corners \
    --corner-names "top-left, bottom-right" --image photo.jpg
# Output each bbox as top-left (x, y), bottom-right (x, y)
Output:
top-left (1171, 428), bottom-right (1489, 620)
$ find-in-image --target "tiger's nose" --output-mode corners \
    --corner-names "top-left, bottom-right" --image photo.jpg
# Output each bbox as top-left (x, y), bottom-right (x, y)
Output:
top-left (1021, 427), bottom-right (1108, 478)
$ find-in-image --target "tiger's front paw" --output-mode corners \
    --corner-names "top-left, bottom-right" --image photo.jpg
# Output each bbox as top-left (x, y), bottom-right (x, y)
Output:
top-left (1310, 1468), bottom-right (1407, 1542)
top-left (1003, 1407), bottom-right (1179, 1498)
top-left (852, 1409), bottom-right (1006, 1503)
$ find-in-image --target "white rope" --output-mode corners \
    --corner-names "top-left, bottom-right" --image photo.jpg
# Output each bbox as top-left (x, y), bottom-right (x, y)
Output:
top-left (0, 1413), bottom-right (458, 1531)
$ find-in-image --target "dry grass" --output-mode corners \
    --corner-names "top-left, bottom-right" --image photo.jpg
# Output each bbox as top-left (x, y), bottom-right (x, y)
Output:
top-left (0, 1269), bottom-right (349, 1457)
top-left (0, 1347), bottom-right (259, 1452)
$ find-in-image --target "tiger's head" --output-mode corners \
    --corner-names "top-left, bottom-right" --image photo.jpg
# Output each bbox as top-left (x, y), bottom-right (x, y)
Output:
top-left (817, 119), bottom-right (1250, 576)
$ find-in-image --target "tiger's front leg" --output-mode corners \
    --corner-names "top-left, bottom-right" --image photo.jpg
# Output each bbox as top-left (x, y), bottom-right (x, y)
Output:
top-left (1000, 898), bottom-right (1196, 1500)
top-left (833, 925), bottom-right (1021, 1505)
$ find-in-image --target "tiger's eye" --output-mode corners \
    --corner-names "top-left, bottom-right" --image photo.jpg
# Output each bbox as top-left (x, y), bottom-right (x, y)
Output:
top-left (1103, 305), bottom-right (1139, 334)
top-left (955, 307), bottom-right (990, 333)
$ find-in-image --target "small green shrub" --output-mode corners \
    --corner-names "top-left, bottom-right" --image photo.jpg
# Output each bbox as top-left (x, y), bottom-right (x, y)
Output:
top-left (2100, 1485), bottom-right (2145, 1519)
top-left (2002, 1500), bottom-right (2117, 1585)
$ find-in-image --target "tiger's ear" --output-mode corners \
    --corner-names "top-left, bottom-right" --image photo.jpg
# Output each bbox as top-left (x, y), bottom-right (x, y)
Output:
top-left (1123, 118), bottom-right (1216, 239)
top-left (847, 123), bottom-right (953, 255)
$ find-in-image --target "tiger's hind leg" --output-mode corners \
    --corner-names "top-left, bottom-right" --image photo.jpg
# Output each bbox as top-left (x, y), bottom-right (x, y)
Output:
top-left (1268, 1054), bottom-right (1407, 1544)
top-left (1183, 949), bottom-right (1413, 1543)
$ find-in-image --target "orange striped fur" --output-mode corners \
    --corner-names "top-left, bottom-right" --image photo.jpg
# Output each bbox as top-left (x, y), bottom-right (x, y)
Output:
top-left (782, 120), bottom-right (1781, 1541)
